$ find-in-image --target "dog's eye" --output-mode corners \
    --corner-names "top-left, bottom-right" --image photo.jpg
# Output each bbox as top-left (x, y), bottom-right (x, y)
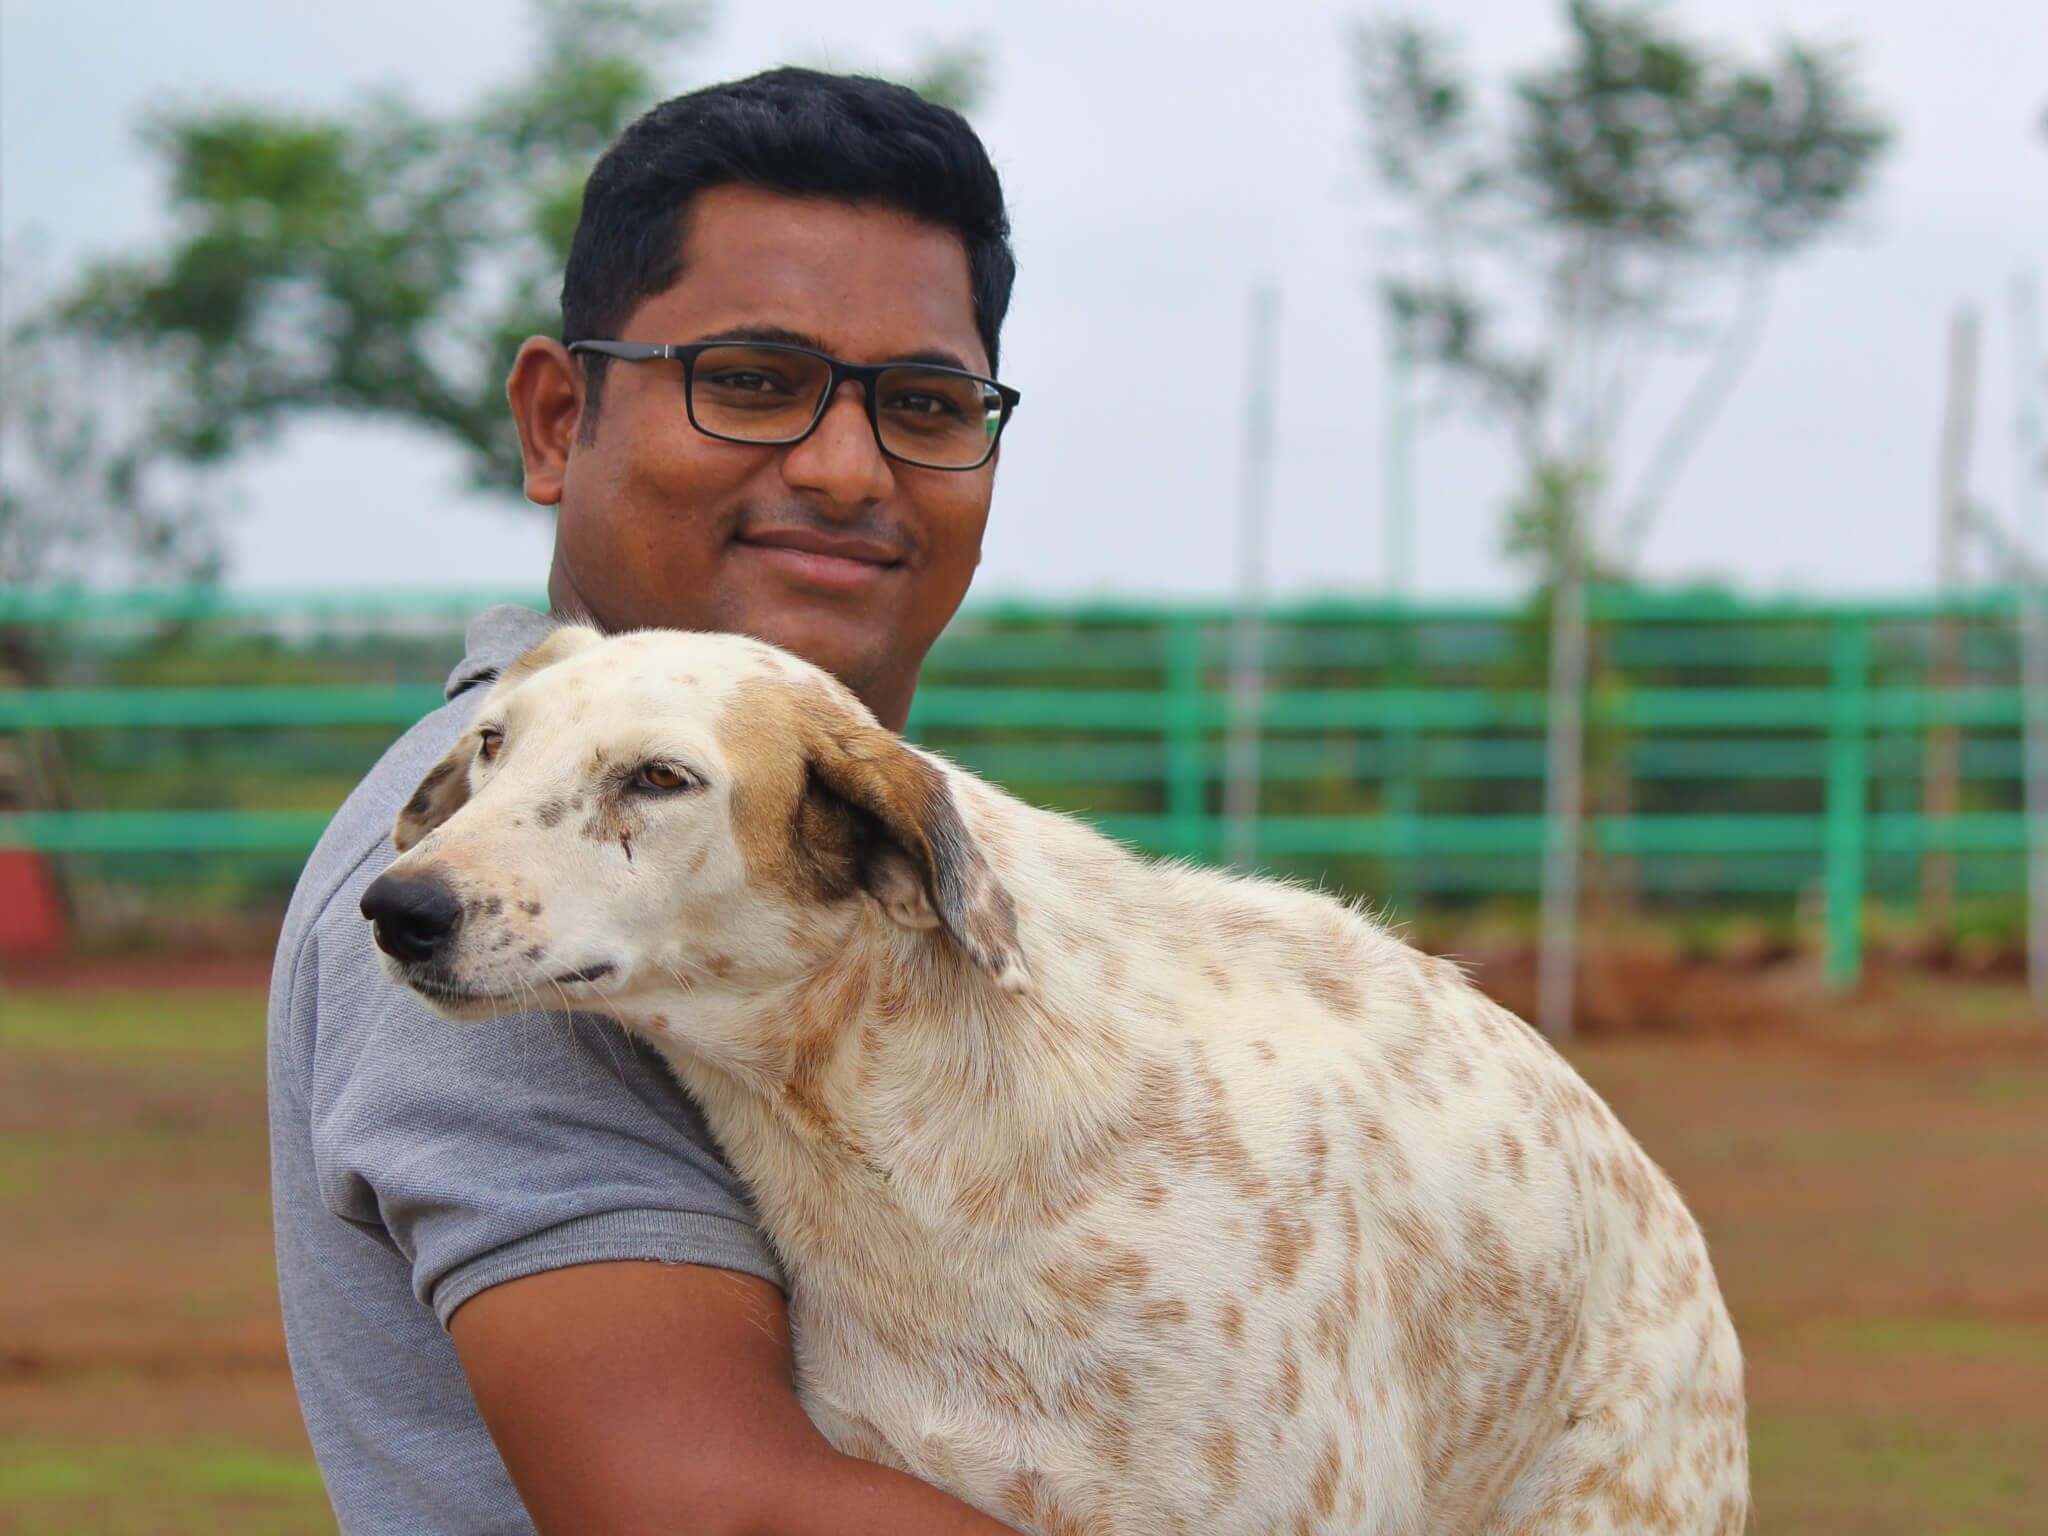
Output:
top-left (477, 729), bottom-right (503, 763)
top-left (635, 762), bottom-right (697, 793)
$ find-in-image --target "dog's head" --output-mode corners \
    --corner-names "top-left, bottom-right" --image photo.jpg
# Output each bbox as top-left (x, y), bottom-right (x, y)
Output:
top-left (362, 628), bottom-right (1028, 1049)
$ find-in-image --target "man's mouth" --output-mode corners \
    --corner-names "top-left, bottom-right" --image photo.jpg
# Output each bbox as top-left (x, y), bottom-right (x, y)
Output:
top-left (736, 528), bottom-right (902, 591)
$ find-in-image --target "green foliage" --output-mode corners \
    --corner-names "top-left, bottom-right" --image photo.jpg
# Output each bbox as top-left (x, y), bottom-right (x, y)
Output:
top-left (1354, 2), bottom-right (1892, 571)
top-left (9, 0), bottom-right (993, 592)
top-left (54, 0), bottom-right (711, 497)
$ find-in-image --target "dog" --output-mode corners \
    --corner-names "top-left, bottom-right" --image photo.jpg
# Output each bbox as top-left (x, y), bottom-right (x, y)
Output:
top-left (363, 625), bottom-right (1747, 1535)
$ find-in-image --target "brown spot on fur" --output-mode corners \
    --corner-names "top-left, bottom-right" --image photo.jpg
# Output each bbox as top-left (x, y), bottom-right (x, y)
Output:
top-left (1304, 963), bottom-right (1363, 1016)
top-left (1219, 1298), bottom-right (1245, 1346)
top-left (521, 944), bottom-right (545, 962)
top-left (1272, 1344), bottom-right (1304, 1415)
top-left (1301, 1124), bottom-right (1329, 1193)
top-left (579, 793), bottom-right (643, 865)
top-left (1310, 1435), bottom-right (1342, 1518)
top-left (519, 899), bottom-right (542, 916)
top-left (535, 799), bottom-right (568, 828)
top-left (1139, 1297), bottom-right (1189, 1328)
top-left (1040, 1245), bottom-right (1151, 1313)
top-left (1251, 1038), bottom-right (1276, 1063)
top-left (1259, 1203), bottom-right (1314, 1289)
top-left (1200, 1423), bottom-right (1240, 1494)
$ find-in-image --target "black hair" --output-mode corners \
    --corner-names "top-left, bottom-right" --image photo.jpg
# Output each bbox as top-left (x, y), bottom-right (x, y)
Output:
top-left (561, 66), bottom-right (1016, 425)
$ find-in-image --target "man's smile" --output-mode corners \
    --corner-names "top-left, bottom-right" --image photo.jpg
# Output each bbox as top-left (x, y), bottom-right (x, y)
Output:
top-left (734, 526), bottom-right (904, 591)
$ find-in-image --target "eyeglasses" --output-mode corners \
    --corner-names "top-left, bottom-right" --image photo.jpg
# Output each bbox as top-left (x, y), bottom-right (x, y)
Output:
top-left (566, 340), bottom-right (1021, 471)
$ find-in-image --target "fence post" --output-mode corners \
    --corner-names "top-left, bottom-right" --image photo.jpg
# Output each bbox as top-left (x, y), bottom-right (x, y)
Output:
top-left (1164, 614), bottom-right (1210, 860)
top-left (1384, 613), bottom-right (1421, 915)
top-left (1825, 615), bottom-right (1871, 989)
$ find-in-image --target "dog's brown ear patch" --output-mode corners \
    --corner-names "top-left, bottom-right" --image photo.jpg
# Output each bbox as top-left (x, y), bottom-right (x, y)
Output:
top-left (724, 676), bottom-right (1029, 991)
top-left (806, 713), bottom-right (1030, 992)
top-left (394, 743), bottom-right (473, 852)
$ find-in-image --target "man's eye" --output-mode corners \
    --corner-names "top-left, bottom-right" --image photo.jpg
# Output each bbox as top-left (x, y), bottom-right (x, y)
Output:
top-left (885, 391), bottom-right (963, 420)
top-left (477, 730), bottom-right (503, 762)
top-left (704, 370), bottom-right (788, 395)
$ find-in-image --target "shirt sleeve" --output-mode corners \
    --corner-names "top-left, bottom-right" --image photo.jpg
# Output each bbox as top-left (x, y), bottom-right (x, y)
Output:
top-left (302, 836), bottom-right (784, 1327)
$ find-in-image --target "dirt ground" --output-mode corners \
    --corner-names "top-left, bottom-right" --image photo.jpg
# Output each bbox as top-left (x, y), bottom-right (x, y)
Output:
top-left (1, 955), bottom-right (2042, 1534)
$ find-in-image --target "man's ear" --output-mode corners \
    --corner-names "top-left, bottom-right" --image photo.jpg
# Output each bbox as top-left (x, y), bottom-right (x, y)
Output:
top-left (804, 716), bottom-right (1029, 993)
top-left (393, 626), bottom-right (603, 851)
top-left (506, 337), bottom-right (587, 507)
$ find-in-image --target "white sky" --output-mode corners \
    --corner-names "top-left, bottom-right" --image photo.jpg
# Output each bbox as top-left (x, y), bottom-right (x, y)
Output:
top-left (4, 0), bottom-right (2046, 601)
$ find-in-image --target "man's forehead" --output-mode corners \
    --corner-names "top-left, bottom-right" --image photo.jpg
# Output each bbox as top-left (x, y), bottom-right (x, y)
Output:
top-left (628, 185), bottom-right (986, 372)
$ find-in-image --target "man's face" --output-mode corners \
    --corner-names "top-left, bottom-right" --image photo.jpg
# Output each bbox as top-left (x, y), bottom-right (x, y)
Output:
top-left (514, 185), bottom-right (998, 730)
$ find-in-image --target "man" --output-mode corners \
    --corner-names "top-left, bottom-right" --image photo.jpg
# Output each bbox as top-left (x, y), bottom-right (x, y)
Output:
top-left (268, 68), bottom-right (1025, 1533)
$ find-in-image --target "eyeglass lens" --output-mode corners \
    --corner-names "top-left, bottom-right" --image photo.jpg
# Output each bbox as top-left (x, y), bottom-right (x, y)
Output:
top-left (689, 345), bottom-right (1001, 468)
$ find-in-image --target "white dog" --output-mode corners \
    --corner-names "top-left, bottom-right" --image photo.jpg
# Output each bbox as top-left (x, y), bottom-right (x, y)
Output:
top-left (365, 626), bottom-right (1747, 1536)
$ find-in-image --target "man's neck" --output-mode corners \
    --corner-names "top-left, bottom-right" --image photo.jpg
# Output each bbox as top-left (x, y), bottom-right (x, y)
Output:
top-left (545, 569), bottom-right (917, 734)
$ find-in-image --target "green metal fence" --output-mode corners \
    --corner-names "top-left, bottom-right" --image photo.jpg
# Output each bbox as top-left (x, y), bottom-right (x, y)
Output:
top-left (4, 585), bottom-right (2043, 986)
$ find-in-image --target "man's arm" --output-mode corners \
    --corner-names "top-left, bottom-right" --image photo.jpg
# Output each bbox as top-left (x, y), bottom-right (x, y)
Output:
top-left (451, 1260), bottom-right (1022, 1536)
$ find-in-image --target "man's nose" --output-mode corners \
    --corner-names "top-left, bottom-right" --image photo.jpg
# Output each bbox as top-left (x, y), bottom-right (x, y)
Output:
top-left (782, 383), bottom-right (895, 508)
top-left (360, 873), bottom-right (464, 964)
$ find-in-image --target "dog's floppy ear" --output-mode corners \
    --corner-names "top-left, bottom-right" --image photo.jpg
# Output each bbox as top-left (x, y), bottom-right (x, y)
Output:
top-left (394, 744), bottom-right (474, 852)
top-left (806, 718), bottom-right (1030, 993)
top-left (393, 625), bottom-right (603, 852)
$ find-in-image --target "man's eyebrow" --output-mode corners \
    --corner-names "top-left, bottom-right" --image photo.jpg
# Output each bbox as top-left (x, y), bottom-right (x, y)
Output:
top-left (689, 324), bottom-right (980, 376)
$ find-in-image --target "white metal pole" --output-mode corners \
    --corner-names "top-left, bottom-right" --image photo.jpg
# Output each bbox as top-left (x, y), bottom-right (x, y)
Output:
top-left (1537, 499), bottom-right (1587, 1040)
top-left (1226, 285), bottom-right (1280, 872)
top-left (2013, 276), bottom-right (2048, 1004)
top-left (1385, 308), bottom-right (1414, 601)
top-left (1925, 308), bottom-right (1980, 932)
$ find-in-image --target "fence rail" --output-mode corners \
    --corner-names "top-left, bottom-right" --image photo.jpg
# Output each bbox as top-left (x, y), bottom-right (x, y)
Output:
top-left (6, 586), bottom-right (2045, 987)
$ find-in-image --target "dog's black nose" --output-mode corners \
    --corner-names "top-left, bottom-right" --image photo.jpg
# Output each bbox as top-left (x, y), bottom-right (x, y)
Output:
top-left (360, 873), bottom-right (464, 964)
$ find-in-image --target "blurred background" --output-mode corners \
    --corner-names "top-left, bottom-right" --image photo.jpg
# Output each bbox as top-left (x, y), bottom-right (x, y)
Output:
top-left (2, 1), bottom-right (2043, 1532)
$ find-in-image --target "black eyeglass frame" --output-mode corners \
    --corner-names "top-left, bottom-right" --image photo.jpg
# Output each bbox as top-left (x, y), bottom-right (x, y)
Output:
top-left (566, 339), bottom-right (1021, 471)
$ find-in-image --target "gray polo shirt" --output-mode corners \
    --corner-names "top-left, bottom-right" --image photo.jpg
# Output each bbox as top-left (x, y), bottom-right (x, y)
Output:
top-left (267, 605), bottom-right (782, 1533)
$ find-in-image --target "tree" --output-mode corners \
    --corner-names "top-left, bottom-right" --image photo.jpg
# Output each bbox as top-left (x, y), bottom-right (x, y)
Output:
top-left (1353, 2), bottom-right (1889, 1033)
top-left (1, 285), bottom-right (227, 593)
top-left (8, 0), bottom-right (991, 580)
top-left (1354, 0), bottom-right (1890, 574)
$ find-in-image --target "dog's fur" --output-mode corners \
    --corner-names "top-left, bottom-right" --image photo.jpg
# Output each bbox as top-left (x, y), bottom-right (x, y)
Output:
top-left (378, 627), bottom-right (1747, 1535)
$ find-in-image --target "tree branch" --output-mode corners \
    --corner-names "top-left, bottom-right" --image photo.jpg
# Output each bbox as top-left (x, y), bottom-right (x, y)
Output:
top-left (1611, 264), bottom-right (1774, 566)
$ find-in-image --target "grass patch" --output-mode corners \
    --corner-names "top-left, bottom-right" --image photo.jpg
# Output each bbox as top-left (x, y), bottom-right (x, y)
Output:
top-left (0, 991), bottom-right (267, 1058)
top-left (1973, 1069), bottom-right (2040, 1106)
top-left (1751, 1408), bottom-right (2041, 1535)
top-left (0, 1440), bottom-right (330, 1536)
top-left (1827, 1316), bottom-right (2048, 1369)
